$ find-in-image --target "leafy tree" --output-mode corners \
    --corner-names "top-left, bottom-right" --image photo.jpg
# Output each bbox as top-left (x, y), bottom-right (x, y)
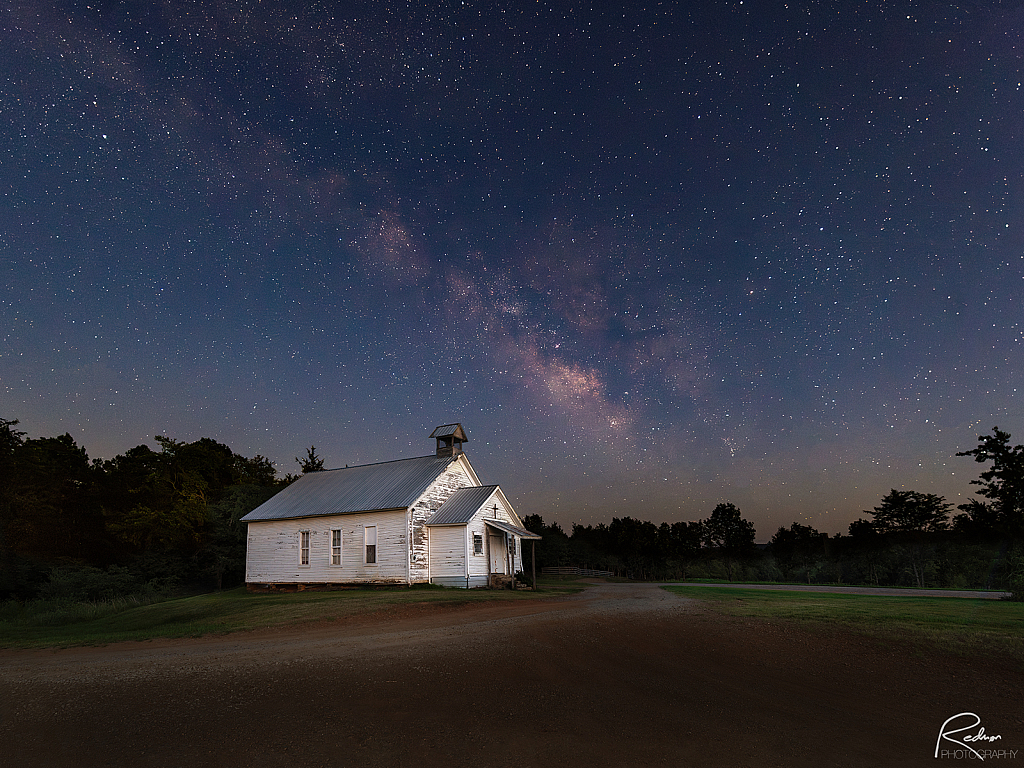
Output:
top-left (701, 503), bottom-right (756, 580)
top-left (843, 518), bottom-right (886, 585)
top-left (234, 454), bottom-right (279, 486)
top-left (0, 418), bottom-right (26, 596)
top-left (867, 490), bottom-right (951, 588)
top-left (101, 436), bottom-right (278, 560)
top-left (702, 503), bottom-right (756, 552)
top-left (521, 514), bottom-right (544, 535)
top-left (951, 500), bottom-right (1003, 538)
top-left (957, 427), bottom-right (1024, 537)
top-left (867, 490), bottom-right (951, 534)
top-left (156, 436), bottom-right (237, 489)
top-left (770, 523), bottom-right (827, 583)
top-left (608, 517), bottom-right (662, 579)
top-left (102, 440), bottom-right (206, 552)
top-left (11, 433), bottom-right (101, 561)
top-left (570, 522), bottom-right (620, 574)
top-left (296, 445), bottom-right (325, 473)
top-left (521, 514), bottom-right (578, 571)
top-left (847, 518), bottom-right (878, 539)
top-left (666, 520), bottom-right (703, 579)
top-left (201, 484), bottom-right (279, 589)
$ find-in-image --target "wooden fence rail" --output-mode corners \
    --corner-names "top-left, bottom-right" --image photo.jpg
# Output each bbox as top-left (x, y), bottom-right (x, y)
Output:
top-left (541, 566), bottom-right (616, 578)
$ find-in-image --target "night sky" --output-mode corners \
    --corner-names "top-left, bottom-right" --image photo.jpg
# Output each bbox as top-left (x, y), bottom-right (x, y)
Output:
top-left (3, 1), bottom-right (1023, 538)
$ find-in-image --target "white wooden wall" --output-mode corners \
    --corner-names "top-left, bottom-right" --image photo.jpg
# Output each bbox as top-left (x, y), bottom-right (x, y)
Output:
top-left (427, 526), bottom-right (467, 581)
top-left (427, 488), bottom-right (525, 586)
top-left (245, 510), bottom-right (408, 585)
top-left (408, 460), bottom-right (475, 583)
top-left (473, 489), bottom-right (524, 573)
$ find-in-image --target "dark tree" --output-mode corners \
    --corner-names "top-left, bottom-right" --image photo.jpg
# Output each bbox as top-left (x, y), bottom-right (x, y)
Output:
top-left (12, 433), bottom-right (101, 561)
top-left (866, 490), bottom-right (951, 588)
top-left (702, 503), bottom-right (756, 552)
top-left (0, 419), bottom-right (26, 596)
top-left (521, 514), bottom-right (576, 571)
top-left (667, 520), bottom-right (704, 579)
top-left (296, 445), bottom-right (325, 473)
top-left (770, 523), bottom-right (828, 583)
top-left (951, 500), bottom-right (1003, 538)
top-left (100, 437), bottom-right (220, 553)
top-left (844, 517), bottom-right (887, 585)
top-left (234, 454), bottom-right (279, 486)
top-left (867, 490), bottom-right (951, 534)
top-left (701, 503), bottom-right (756, 580)
top-left (608, 517), bottom-right (662, 579)
top-left (957, 427), bottom-right (1024, 537)
top-left (202, 484), bottom-right (279, 589)
top-left (847, 518), bottom-right (879, 540)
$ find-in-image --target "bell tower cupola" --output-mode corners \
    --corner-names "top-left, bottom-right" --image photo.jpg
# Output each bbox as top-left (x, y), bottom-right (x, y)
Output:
top-left (430, 423), bottom-right (468, 457)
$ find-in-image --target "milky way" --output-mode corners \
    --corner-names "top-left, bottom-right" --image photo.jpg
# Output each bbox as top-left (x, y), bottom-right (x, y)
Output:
top-left (2, 1), bottom-right (1022, 536)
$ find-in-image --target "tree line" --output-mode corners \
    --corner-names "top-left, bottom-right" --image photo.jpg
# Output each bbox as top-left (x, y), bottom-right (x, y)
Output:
top-left (0, 419), bottom-right (325, 601)
top-left (522, 427), bottom-right (1024, 595)
top-left (1, 417), bottom-right (1021, 600)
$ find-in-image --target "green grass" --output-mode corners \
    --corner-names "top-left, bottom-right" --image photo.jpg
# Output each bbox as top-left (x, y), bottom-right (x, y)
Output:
top-left (664, 585), bottom-right (1024, 664)
top-left (0, 578), bottom-right (583, 649)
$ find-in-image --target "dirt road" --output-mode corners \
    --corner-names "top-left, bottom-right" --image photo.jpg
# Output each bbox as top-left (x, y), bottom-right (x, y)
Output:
top-left (665, 582), bottom-right (1012, 598)
top-left (1, 583), bottom-right (1021, 767)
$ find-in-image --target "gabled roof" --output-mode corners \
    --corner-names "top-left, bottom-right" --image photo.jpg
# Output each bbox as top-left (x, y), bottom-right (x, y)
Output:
top-left (241, 454), bottom-right (463, 523)
top-left (425, 485), bottom-right (500, 526)
top-left (429, 423), bottom-right (467, 441)
top-left (485, 519), bottom-right (542, 540)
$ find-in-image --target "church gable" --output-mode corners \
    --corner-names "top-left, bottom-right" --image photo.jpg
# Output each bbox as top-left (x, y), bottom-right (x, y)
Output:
top-left (407, 455), bottom-right (479, 581)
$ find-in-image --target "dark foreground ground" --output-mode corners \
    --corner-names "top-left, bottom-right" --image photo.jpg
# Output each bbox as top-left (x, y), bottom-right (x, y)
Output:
top-left (1, 583), bottom-right (1021, 767)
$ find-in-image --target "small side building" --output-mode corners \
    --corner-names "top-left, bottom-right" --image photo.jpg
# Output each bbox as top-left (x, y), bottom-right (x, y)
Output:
top-left (240, 424), bottom-right (540, 589)
top-left (425, 484), bottom-right (537, 588)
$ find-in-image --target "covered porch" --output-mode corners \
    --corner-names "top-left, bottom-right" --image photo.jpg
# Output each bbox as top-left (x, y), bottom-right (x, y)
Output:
top-left (485, 518), bottom-right (542, 589)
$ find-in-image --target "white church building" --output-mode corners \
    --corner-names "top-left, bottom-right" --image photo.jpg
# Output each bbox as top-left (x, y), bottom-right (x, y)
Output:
top-left (241, 424), bottom-right (540, 589)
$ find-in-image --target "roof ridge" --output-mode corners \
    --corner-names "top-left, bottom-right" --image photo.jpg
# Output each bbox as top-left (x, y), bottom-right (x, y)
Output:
top-left (324, 453), bottom-right (453, 472)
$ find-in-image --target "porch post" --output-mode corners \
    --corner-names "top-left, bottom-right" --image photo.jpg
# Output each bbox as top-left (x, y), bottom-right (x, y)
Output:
top-left (532, 540), bottom-right (537, 591)
top-left (485, 527), bottom-right (492, 588)
top-left (507, 533), bottom-right (514, 590)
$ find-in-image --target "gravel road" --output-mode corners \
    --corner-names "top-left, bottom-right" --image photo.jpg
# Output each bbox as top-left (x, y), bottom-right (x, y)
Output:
top-left (1, 583), bottom-right (1020, 767)
top-left (663, 582), bottom-right (1012, 599)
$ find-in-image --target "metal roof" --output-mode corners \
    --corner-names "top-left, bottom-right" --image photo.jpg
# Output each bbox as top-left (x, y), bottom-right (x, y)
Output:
top-left (429, 423), bottom-right (467, 440)
top-left (425, 485), bottom-right (500, 526)
top-left (485, 519), bottom-right (542, 540)
top-left (240, 454), bottom-right (459, 522)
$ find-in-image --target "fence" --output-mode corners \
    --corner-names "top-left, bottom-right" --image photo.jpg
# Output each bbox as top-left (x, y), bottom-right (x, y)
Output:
top-left (541, 566), bottom-right (616, 578)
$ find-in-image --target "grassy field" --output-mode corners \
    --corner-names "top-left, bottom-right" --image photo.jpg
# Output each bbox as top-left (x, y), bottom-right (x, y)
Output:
top-left (663, 585), bottom-right (1024, 664)
top-left (0, 578), bottom-right (585, 649)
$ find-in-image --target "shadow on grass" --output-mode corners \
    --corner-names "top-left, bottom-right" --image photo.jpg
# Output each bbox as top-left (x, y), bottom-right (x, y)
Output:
top-left (0, 580), bottom-right (585, 649)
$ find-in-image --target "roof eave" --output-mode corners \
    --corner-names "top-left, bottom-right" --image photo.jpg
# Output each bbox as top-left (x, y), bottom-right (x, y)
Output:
top-left (243, 506), bottom-right (410, 524)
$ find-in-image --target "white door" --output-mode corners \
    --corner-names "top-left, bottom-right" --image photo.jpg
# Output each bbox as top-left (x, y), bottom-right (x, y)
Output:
top-left (489, 534), bottom-right (506, 573)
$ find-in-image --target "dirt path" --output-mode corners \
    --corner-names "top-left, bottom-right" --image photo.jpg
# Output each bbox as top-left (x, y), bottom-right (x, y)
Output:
top-left (663, 582), bottom-right (1013, 599)
top-left (1, 583), bottom-right (1021, 767)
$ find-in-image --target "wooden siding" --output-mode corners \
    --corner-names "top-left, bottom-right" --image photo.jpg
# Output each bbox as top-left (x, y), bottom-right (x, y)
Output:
top-left (474, 488), bottom-right (523, 574)
top-left (428, 488), bottom-right (524, 585)
top-left (245, 510), bottom-right (408, 585)
top-left (408, 459), bottom-right (475, 583)
top-left (427, 526), bottom-right (467, 581)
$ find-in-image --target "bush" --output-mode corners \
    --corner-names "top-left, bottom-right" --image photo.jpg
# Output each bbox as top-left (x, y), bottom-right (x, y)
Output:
top-left (0, 564), bottom-right (180, 629)
top-left (35, 564), bottom-right (175, 604)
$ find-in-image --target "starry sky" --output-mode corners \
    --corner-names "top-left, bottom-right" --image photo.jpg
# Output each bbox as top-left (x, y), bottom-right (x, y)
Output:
top-left (2, 1), bottom-right (1023, 538)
